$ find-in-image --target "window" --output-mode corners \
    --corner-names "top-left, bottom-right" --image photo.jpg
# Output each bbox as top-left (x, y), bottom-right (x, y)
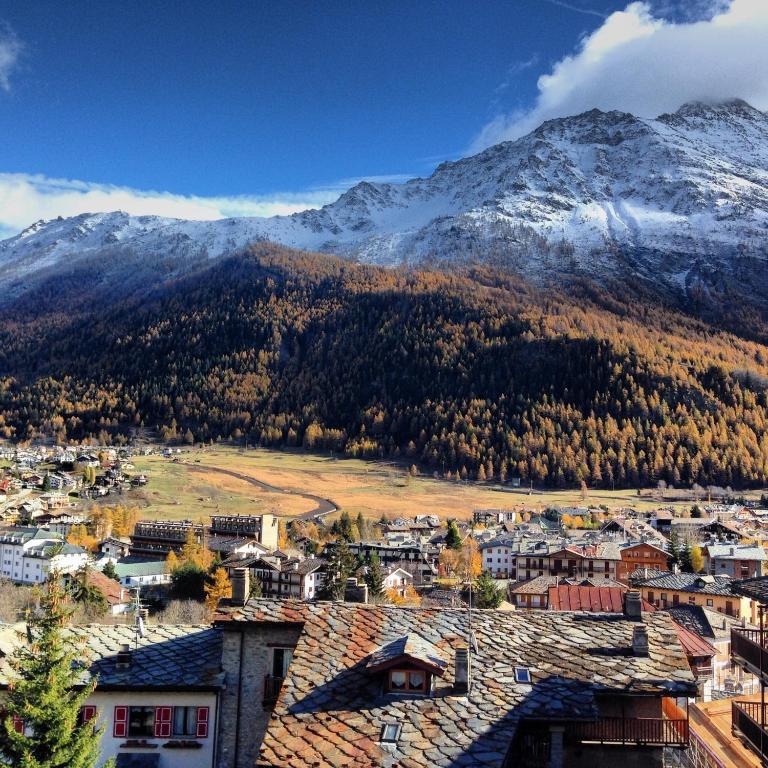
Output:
top-left (381, 723), bottom-right (401, 743)
top-left (706, 599), bottom-right (714, 607)
top-left (78, 706), bottom-right (96, 727)
top-left (173, 706), bottom-right (201, 737)
top-left (272, 647), bottom-right (293, 679)
top-left (127, 706), bottom-right (155, 738)
top-left (387, 669), bottom-right (427, 693)
top-left (514, 667), bottom-right (531, 684)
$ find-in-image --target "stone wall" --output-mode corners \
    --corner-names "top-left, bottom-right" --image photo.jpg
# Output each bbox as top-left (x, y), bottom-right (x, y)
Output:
top-left (217, 623), bottom-right (303, 768)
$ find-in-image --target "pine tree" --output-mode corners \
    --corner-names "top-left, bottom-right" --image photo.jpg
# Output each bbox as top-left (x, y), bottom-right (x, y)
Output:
top-left (445, 520), bottom-right (462, 551)
top-left (319, 541), bottom-right (356, 601)
top-left (249, 573), bottom-right (263, 598)
top-left (364, 552), bottom-right (385, 600)
top-left (101, 561), bottom-right (118, 582)
top-left (474, 570), bottom-right (504, 609)
top-left (667, 529), bottom-right (682, 568)
top-left (0, 580), bottom-right (114, 768)
top-left (680, 541), bottom-right (694, 573)
top-left (355, 512), bottom-right (367, 541)
top-left (67, 565), bottom-right (108, 614)
top-left (337, 511), bottom-right (353, 542)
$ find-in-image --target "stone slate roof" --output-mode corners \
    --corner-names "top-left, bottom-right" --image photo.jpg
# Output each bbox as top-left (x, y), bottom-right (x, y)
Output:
top-left (663, 605), bottom-right (715, 639)
top-left (731, 575), bottom-right (768, 604)
top-left (510, 575), bottom-right (624, 595)
top-left (217, 598), bottom-right (696, 768)
top-left (633, 572), bottom-right (736, 596)
top-left (0, 624), bottom-right (223, 691)
top-left (707, 544), bottom-right (767, 561)
top-left (663, 605), bottom-right (754, 641)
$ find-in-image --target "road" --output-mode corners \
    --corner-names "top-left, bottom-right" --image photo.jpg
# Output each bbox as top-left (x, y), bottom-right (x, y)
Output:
top-left (188, 464), bottom-right (336, 521)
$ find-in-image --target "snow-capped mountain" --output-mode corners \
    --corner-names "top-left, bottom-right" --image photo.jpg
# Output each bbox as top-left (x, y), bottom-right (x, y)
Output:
top-left (2, 99), bottom-right (767, 301)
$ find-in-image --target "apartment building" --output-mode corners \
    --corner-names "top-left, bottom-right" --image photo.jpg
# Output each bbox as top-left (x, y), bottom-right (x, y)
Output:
top-left (0, 526), bottom-right (88, 584)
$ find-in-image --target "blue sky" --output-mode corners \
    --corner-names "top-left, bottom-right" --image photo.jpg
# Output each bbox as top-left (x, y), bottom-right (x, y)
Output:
top-left (0, 0), bottom-right (765, 235)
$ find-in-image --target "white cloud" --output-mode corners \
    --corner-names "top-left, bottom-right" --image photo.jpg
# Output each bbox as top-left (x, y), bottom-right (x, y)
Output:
top-left (471, 0), bottom-right (768, 150)
top-left (0, 171), bottom-right (415, 240)
top-left (0, 22), bottom-right (22, 91)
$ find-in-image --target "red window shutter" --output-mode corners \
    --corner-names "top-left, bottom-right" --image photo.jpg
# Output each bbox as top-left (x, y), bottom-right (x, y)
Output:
top-left (196, 706), bottom-right (209, 738)
top-left (154, 706), bottom-right (172, 738)
top-left (81, 705), bottom-right (96, 724)
top-left (113, 706), bottom-right (128, 738)
top-left (12, 715), bottom-right (23, 734)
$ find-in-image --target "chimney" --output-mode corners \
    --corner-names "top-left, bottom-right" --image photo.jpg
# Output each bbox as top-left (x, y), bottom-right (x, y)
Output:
top-left (231, 567), bottom-right (250, 606)
top-left (623, 589), bottom-right (643, 621)
top-left (454, 646), bottom-right (471, 693)
top-left (672, 563), bottom-right (681, 575)
top-left (116, 643), bottom-right (131, 669)
top-left (632, 625), bottom-right (649, 657)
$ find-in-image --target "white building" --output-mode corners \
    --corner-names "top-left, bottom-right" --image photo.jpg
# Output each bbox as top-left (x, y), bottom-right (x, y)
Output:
top-left (0, 623), bottom-right (222, 768)
top-left (112, 559), bottom-right (171, 588)
top-left (383, 567), bottom-right (414, 597)
top-left (0, 527), bottom-right (88, 584)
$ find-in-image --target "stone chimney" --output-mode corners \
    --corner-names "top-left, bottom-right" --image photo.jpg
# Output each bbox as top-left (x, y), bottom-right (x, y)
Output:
top-left (623, 589), bottom-right (643, 621)
top-left (672, 562), bottom-right (681, 575)
top-left (632, 625), bottom-right (649, 657)
top-left (454, 646), bottom-right (471, 693)
top-left (231, 567), bottom-right (250, 606)
top-left (116, 643), bottom-right (131, 669)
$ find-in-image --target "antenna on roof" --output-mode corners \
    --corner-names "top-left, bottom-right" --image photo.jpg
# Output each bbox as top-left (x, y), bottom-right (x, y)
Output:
top-left (132, 587), bottom-right (146, 647)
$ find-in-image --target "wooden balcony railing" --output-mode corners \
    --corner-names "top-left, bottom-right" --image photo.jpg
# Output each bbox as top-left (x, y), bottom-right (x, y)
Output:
top-left (263, 674), bottom-right (284, 707)
top-left (733, 700), bottom-right (768, 761)
top-left (570, 716), bottom-right (688, 746)
top-left (732, 627), bottom-right (768, 679)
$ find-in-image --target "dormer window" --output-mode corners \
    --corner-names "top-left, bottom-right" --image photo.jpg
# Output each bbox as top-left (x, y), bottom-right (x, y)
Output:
top-left (367, 633), bottom-right (448, 697)
top-left (388, 668), bottom-right (428, 693)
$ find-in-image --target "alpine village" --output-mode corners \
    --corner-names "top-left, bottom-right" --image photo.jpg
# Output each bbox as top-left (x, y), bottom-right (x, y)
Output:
top-left (2, 2), bottom-right (768, 767)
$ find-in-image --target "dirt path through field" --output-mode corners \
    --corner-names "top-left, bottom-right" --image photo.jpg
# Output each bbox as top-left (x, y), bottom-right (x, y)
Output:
top-left (188, 464), bottom-right (336, 520)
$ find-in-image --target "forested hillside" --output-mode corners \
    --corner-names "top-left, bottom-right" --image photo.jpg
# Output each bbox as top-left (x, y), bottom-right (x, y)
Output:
top-left (2, 244), bottom-right (768, 489)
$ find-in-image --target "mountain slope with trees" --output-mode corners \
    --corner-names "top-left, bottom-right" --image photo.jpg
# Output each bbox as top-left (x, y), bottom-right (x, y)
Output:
top-left (1, 244), bottom-right (768, 489)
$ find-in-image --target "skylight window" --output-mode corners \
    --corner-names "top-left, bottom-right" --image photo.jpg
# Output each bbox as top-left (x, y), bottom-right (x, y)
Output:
top-left (381, 723), bottom-right (401, 743)
top-left (514, 667), bottom-right (531, 684)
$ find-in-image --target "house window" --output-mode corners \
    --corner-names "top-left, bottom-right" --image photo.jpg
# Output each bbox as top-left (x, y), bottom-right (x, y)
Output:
top-left (171, 705), bottom-right (208, 738)
top-left (78, 706), bottom-right (97, 726)
top-left (272, 647), bottom-right (293, 679)
top-left (706, 599), bottom-right (714, 607)
top-left (173, 706), bottom-right (198, 737)
top-left (388, 669), bottom-right (427, 693)
top-left (127, 706), bottom-right (155, 738)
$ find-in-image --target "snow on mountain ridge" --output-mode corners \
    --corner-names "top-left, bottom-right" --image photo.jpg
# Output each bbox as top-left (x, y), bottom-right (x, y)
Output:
top-left (2, 99), bottom-right (767, 292)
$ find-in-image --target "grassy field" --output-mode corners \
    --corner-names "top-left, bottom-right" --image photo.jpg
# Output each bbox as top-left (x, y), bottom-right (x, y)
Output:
top-left (125, 445), bottom-right (717, 522)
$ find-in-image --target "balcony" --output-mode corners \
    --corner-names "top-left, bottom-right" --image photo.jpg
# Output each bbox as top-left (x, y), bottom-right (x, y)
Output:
top-left (732, 700), bottom-right (768, 760)
top-left (263, 674), bottom-right (284, 708)
top-left (731, 627), bottom-right (768, 681)
top-left (569, 716), bottom-right (689, 747)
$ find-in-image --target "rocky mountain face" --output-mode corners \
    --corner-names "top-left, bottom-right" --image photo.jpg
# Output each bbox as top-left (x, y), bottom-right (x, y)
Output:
top-left (2, 99), bottom-right (767, 311)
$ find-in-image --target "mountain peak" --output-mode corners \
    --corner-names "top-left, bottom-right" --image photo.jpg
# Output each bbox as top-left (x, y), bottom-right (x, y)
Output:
top-left (2, 98), bottom-right (768, 299)
top-left (659, 97), bottom-right (766, 124)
